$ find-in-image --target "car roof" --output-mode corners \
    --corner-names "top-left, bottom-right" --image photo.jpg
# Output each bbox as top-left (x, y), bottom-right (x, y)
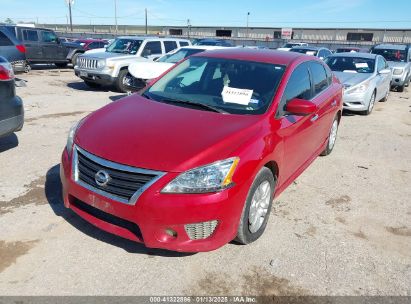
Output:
top-left (374, 44), bottom-right (407, 50)
top-left (292, 46), bottom-right (325, 51)
top-left (118, 36), bottom-right (189, 41)
top-left (180, 45), bottom-right (229, 51)
top-left (193, 48), bottom-right (308, 66)
top-left (329, 52), bottom-right (377, 59)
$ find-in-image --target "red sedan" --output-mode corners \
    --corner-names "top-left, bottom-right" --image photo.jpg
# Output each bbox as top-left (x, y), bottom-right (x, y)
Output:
top-left (60, 49), bottom-right (343, 252)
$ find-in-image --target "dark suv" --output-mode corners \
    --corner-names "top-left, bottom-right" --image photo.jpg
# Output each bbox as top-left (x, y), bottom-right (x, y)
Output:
top-left (1, 25), bottom-right (79, 68)
top-left (0, 56), bottom-right (24, 138)
top-left (0, 26), bottom-right (28, 72)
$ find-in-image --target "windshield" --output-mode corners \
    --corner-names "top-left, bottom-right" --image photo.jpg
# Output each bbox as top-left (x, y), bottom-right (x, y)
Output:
top-left (325, 56), bottom-right (375, 73)
top-left (336, 48), bottom-right (359, 53)
top-left (290, 49), bottom-right (318, 56)
top-left (372, 48), bottom-right (406, 62)
top-left (284, 43), bottom-right (299, 48)
top-left (158, 49), bottom-right (205, 64)
top-left (106, 38), bottom-right (143, 55)
top-left (145, 57), bottom-right (285, 115)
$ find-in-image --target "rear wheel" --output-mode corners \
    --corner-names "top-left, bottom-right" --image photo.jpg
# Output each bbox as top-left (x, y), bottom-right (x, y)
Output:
top-left (55, 62), bottom-right (68, 68)
top-left (405, 75), bottom-right (410, 87)
top-left (321, 115), bottom-right (339, 156)
top-left (397, 84), bottom-right (405, 92)
top-left (84, 80), bottom-right (101, 89)
top-left (236, 167), bottom-right (275, 245)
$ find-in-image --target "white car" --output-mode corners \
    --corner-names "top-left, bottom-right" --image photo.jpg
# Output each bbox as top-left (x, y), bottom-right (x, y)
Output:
top-left (277, 42), bottom-right (308, 52)
top-left (74, 37), bottom-right (191, 92)
top-left (126, 45), bottom-right (227, 90)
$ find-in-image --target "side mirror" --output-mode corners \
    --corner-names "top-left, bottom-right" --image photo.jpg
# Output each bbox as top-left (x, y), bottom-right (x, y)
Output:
top-left (379, 69), bottom-right (391, 75)
top-left (285, 98), bottom-right (317, 116)
top-left (142, 49), bottom-right (152, 58)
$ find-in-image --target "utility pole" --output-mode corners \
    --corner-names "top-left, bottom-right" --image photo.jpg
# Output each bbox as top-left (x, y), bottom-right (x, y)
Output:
top-left (246, 12), bottom-right (250, 38)
top-left (65, 0), bottom-right (74, 32)
top-left (145, 8), bottom-right (148, 35)
top-left (114, 0), bottom-right (118, 35)
top-left (187, 19), bottom-right (191, 39)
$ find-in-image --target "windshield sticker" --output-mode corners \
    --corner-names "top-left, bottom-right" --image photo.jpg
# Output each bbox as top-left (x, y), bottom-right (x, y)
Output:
top-left (306, 51), bottom-right (316, 56)
top-left (249, 98), bottom-right (260, 104)
top-left (343, 70), bottom-right (358, 73)
top-left (222, 86), bottom-right (253, 105)
top-left (355, 63), bottom-right (368, 68)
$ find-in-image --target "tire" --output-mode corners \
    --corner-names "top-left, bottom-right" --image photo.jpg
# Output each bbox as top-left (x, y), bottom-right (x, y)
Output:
top-left (321, 115), bottom-right (339, 156)
top-left (115, 69), bottom-right (130, 93)
top-left (71, 53), bottom-right (80, 67)
top-left (24, 64), bottom-right (31, 73)
top-left (380, 86), bottom-right (389, 102)
top-left (397, 85), bottom-right (405, 92)
top-left (236, 167), bottom-right (275, 245)
top-left (55, 62), bottom-right (68, 68)
top-left (405, 75), bottom-right (410, 87)
top-left (84, 80), bottom-right (102, 89)
top-left (362, 91), bottom-right (376, 115)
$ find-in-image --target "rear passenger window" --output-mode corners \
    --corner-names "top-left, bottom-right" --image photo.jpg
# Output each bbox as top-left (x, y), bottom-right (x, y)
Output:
top-left (143, 41), bottom-right (162, 55)
top-left (164, 41), bottom-right (178, 53)
top-left (179, 41), bottom-right (189, 47)
top-left (23, 30), bottom-right (38, 42)
top-left (0, 32), bottom-right (13, 46)
top-left (309, 62), bottom-right (329, 96)
top-left (278, 63), bottom-right (312, 116)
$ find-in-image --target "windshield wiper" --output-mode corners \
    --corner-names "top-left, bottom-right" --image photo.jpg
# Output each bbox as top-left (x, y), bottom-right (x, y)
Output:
top-left (159, 97), bottom-right (227, 114)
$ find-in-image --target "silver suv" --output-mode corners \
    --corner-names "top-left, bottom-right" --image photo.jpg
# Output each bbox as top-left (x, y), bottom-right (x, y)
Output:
top-left (371, 44), bottom-right (411, 92)
top-left (74, 36), bottom-right (191, 92)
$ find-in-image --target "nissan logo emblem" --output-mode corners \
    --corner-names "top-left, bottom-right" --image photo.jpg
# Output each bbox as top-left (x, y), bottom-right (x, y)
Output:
top-left (95, 170), bottom-right (111, 187)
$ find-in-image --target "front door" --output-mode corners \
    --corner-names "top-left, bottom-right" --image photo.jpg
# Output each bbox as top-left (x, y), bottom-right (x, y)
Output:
top-left (41, 30), bottom-right (65, 62)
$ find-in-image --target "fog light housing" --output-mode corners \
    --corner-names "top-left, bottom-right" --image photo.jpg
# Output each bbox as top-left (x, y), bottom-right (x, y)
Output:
top-left (165, 228), bottom-right (177, 238)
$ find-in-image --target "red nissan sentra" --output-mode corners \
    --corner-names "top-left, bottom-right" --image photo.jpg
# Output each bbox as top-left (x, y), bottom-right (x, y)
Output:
top-left (60, 49), bottom-right (343, 252)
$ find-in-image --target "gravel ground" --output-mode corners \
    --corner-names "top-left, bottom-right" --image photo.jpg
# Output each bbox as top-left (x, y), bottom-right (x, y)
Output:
top-left (0, 67), bottom-right (410, 296)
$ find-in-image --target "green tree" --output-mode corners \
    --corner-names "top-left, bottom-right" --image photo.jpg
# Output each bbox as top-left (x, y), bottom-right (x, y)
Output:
top-left (4, 18), bottom-right (14, 24)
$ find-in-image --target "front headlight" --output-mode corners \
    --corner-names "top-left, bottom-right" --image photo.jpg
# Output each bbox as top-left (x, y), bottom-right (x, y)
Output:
top-left (393, 68), bottom-right (404, 75)
top-left (97, 60), bottom-right (106, 69)
top-left (66, 121), bottom-right (81, 156)
top-left (345, 80), bottom-right (370, 94)
top-left (162, 157), bottom-right (240, 193)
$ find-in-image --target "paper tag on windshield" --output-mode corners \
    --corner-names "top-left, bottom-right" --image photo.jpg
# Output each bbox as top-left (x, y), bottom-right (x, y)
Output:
top-left (355, 63), bottom-right (368, 68)
top-left (222, 86), bottom-right (253, 105)
top-left (306, 51), bottom-right (316, 56)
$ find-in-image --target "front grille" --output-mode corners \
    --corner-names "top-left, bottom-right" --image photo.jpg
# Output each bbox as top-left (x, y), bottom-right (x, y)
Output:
top-left (71, 198), bottom-right (143, 240)
top-left (73, 146), bottom-right (164, 205)
top-left (185, 220), bottom-right (218, 240)
top-left (78, 57), bottom-right (98, 69)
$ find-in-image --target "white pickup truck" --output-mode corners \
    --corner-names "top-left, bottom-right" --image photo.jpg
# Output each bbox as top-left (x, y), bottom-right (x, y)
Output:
top-left (74, 36), bottom-right (191, 92)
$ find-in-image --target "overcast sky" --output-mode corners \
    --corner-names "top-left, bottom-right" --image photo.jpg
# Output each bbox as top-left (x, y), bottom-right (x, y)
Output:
top-left (1, 0), bottom-right (411, 28)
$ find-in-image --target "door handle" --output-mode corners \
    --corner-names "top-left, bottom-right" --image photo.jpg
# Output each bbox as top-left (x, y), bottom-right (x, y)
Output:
top-left (331, 100), bottom-right (337, 107)
top-left (310, 114), bottom-right (319, 122)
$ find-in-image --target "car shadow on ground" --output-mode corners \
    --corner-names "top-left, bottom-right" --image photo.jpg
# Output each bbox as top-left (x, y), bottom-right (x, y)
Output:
top-left (30, 64), bottom-right (72, 71)
top-left (109, 94), bottom-right (128, 102)
top-left (66, 81), bottom-right (112, 92)
top-left (45, 164), bottom-right (195, 257)
top-left (0, 133), bottom-right (19, 153)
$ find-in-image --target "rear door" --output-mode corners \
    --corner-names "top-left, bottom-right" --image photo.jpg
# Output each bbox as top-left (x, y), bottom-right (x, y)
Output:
top-left (41, 30), bottom-right (65, 61)
top-left (21, 29), bottom-right (41, 61)
top-left (164, 41), bottom-right (178, 53)
top-left (141, 41), bottom-right (163, 60)
top-left (307, 61), bottom-right (338, 149)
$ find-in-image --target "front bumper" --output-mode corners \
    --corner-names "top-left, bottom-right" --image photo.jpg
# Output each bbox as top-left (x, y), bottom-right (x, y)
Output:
top-left (342, 91), bottom-right (369, 112)
top-left (11, 60), bottom-right (28, 73)
top-left (391, 74), bottom-right (407, 87)
top-left (74, 68), bottom-right (117, 86)
top-left (60, 148), bottom-right (248, 252)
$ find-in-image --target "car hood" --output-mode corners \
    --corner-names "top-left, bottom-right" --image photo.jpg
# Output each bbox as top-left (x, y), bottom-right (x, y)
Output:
top-left (387, 61), bottom-right (408, 69)
top-left (128, 61), bottom-right (174, 80)
top-left (333, 71), bottom-right (372, 87)
top-left (81, 51), bottom-right (131, 60)
top-left (75, 95), bottom-right (262, 172)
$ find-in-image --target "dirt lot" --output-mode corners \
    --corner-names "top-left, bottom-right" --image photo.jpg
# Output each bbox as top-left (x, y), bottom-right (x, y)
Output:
top-left (0, 67), bottom-right (410, 296)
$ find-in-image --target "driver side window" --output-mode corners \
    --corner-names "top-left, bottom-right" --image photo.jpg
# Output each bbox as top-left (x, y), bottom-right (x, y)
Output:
top-left (42, 31), bottom-right (58, 43)
top-left (277, 63), bottom-right (312, 117)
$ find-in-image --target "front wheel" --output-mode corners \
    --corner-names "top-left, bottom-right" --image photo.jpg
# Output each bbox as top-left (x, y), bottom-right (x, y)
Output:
top-left (115, 69), bottom-right (131, 93)
top-left (362, 91), bottom-right (376, 115)
top-left (236, 167), bottom-right (275, 245)
top-left (55, 62), bottom-right (68, 68)
top-left (321, 115), bottom-right (339, 156)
